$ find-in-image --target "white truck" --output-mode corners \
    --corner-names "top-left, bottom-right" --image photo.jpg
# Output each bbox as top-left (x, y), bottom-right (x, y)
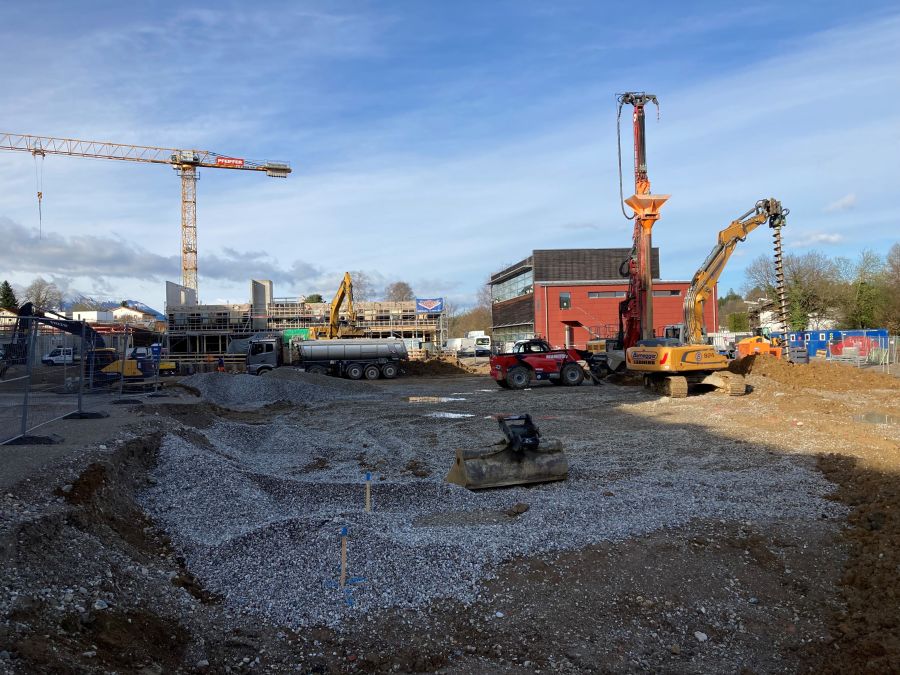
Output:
top-left (246, 335), bottom-right (408, 379)
top-left (41, 347), bottom-right (81, 365)
top-left (459, 331), bottom-right (492, 357)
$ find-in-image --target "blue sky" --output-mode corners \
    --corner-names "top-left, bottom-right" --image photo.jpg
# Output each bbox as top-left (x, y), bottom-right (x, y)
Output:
top-left (0, 1), bottom-right (897, 309)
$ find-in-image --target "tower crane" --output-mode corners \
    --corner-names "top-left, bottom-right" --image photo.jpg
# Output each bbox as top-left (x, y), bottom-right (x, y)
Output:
top-left (0, 132), bottom-right (291, 296)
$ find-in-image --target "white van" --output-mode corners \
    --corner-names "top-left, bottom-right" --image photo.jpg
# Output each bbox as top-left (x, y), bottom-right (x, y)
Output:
top-left (41, 347), bottom-right (80, 365)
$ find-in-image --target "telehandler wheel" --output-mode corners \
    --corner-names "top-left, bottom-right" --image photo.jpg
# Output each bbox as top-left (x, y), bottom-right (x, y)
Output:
top-left (560, 363), bottom-right (585, 386)
top-left (364, 364), bottom-right (381, 380)
top-left (381, 363), bottom-right (399, 379)
top-left (506, 366), bottom-right (531, 390)
top-left (345, 363), bottom-right (364, 380)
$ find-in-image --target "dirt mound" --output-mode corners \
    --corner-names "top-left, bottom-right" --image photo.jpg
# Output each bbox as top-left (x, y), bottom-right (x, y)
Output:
top-left (730, 355), bottom-right (900, 392)
top-left (817, 454), bottom-right (900, 672)
top-left (405, 358), bottom-right (472, 376)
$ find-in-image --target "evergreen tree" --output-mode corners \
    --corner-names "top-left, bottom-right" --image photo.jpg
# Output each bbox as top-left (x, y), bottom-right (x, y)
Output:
top-left (0, 280), bottom-right (18, 312)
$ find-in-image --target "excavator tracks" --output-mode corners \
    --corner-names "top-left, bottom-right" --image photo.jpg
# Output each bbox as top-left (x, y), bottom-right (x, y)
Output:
top-left (721, 372), bottom-right (747, 396)
top-left (664, 376), bottom-right (689, 398)
top-left (643, 374), bottom-right (688, 398)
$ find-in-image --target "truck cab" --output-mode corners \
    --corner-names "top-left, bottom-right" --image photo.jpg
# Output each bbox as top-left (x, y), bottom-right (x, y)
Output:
top-left (246, 337), bottom-right (281, 375)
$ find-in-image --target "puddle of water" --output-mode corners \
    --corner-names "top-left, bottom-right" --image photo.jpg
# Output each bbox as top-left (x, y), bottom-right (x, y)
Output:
top-left (426, 412), bottom-right (475, 419)
top-left (408, 396), bottom-right (467, 403)
top-left (854, 412), bottom-right (898, 425)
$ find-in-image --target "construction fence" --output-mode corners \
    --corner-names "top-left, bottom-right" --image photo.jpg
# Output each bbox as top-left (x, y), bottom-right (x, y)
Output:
top-left (0, 319), bottom-right (169, 445)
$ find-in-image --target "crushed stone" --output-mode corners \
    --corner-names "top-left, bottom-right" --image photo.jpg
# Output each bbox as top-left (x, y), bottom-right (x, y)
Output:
top-left (180, 370), bottom-right (376, 409)
top-left (140, 375), bottom-right (846, 629)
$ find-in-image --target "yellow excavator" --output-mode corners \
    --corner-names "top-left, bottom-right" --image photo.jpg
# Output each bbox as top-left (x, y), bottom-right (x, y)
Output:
top-left (313, 272), bottom-right (366, 339)
top-left (626, 198), bottom-right (788, 397)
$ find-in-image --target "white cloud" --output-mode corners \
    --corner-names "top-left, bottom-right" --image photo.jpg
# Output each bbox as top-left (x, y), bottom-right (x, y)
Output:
top-left (789, 232), bottom-right (845, 248)
top-left (824, 193), bottom-right (857, 212)
top-left (1, 8), bottom-right (899, 308)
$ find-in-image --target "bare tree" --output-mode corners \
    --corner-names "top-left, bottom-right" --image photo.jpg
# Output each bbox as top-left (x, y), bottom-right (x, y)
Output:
top-left (880, 242), bottom-right (900, 331)
top-left (348, 271), bottom-right (374, 302)
top-left (384, 281), bottom-right (415, 302)
top-left (742, 255), bottom-right (776, 297)
top-left (24, 277), bottom-right (63, 310)
top-left (476, 280), bottom-right (492, 309)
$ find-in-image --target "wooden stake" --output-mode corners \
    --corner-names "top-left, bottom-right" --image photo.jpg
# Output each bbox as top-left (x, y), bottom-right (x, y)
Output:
top-left (340, 526), bottom-right (348, 588)
top-left (365, 472), bottom-right (372, 513)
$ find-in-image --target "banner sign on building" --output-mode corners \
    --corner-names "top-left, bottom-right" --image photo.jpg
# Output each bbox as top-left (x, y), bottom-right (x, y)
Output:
top-left (416, 298), bottom-right (444, 314)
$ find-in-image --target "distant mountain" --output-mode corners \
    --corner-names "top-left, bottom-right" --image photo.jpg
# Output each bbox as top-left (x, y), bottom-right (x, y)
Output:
top-left (61, 296), bottom-right (165, 320)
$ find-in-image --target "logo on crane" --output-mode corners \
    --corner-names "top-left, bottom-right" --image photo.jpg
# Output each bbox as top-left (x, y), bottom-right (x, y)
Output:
top-left (216, 156), bottom-right (245, 168)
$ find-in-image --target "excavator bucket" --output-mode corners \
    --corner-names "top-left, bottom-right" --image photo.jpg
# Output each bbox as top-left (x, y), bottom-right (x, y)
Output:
top-left (446, 415), bottom-right (568, 490)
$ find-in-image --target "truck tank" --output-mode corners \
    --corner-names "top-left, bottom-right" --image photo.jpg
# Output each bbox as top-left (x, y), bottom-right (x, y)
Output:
top-left (294, 338), bottom-right (408, 361)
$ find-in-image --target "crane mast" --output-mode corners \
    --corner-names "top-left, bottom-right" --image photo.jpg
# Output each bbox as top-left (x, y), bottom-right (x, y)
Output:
top-left (0, 133), bottom-right (291, 297)
top-left (616, 93), bottom-right (669, 348)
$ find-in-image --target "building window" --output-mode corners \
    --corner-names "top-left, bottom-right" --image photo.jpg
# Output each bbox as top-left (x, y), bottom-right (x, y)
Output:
top-left (652, 289), bottom-right (681, 297)
top-left (491, 270), bottom-right (534, 303)
top-left (588, 291), bottom-right (626, 298)
top-left (559, 292), bottom-right (571, 310)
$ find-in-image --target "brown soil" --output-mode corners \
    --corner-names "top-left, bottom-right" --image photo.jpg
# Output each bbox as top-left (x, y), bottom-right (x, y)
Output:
top-left (403, 458), bottom-right (432, 477)
top-left (731, 355), bottom-right (900, 391)
top-left (816, 454), bottom-right (900, 672)
top-left (4, 367), bottom-right (900, 673)
top-left (404, 358), bottom-right (473, 377)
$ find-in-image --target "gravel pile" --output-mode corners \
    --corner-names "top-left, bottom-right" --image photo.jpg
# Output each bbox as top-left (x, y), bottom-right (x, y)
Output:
top-left (180, 370), bottom-right (375, 409)
top-left (140, 388), bottom-right (846, 629)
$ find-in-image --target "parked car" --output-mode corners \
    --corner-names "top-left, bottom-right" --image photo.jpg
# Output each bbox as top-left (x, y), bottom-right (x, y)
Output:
top-left (41, 347), bottom-right (80, 365)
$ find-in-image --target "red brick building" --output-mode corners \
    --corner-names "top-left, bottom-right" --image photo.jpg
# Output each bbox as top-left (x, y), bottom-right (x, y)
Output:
top-left (490, 249), bottom-right (717, 350)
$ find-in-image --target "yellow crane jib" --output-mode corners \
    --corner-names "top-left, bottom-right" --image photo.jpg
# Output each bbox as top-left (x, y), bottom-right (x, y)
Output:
top-left (0, 133), bottom-right (291, 296)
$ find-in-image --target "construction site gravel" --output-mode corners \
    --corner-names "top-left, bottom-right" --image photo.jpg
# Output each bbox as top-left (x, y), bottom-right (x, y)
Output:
top-left (2, 359), bottom-right (899, 673)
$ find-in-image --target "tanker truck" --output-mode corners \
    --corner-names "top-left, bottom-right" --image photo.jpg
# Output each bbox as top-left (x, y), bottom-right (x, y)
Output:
top-left (246, 334), bottom-right (407, 380)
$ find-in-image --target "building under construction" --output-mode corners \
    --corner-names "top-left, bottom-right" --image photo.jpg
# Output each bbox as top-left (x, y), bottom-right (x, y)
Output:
top-left (164, 280), bottom-right (446, 360)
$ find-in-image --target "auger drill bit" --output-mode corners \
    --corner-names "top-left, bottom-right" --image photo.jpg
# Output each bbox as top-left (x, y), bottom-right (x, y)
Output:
top-left (772, 225), bottom-right (788, 332)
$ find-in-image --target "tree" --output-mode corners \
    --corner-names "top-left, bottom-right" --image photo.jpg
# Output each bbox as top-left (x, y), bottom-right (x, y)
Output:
top-left (384, 281), bottom-right (415, 302)
top-left (716, 288), bottom-right (746, 331)
top-left (839, 250), bottom-right (885, 329)
top-left (0, 280), bottom-right (18, 312)
top-left (878, 243), bottom-right (900, 332)
top-left (24, 277), bottom-right (63, 311)
top-left (305, 293), bottom-right (324, 303)
top-left (743, 251), bottom-right (843, 329)
top-left (449, 306), bottom-right (492, 337)
top-left (726, 312), bottom-right (749, 332)
top-left (348, 271), bottom-right (374, 301)
top-left (717, 288), bottom-right (742, 309)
